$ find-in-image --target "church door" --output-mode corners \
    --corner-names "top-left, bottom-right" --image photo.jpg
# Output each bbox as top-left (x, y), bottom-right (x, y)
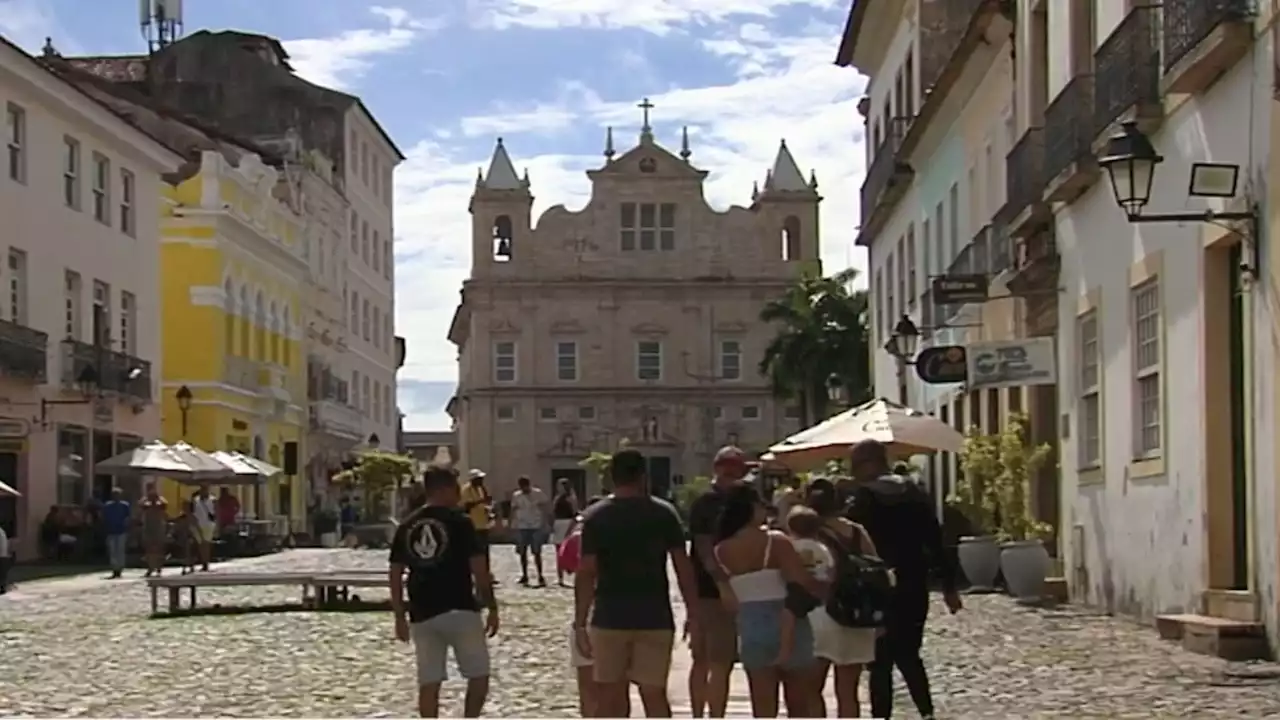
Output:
top-left (647, 456), bottom-right (672, 499)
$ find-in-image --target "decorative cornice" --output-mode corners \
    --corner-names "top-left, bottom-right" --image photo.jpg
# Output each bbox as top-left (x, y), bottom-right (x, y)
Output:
top-left (489, 318), bottom-right (520, 334)
top-left (714, 320), bottom-right (748, 333)
top-left (630, 322), bottom-right (668, 336)
top-left (549, 319), bottom-right (585, 334)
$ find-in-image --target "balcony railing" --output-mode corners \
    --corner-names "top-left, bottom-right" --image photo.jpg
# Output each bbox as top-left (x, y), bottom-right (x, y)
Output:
top-left (1005, 127), bottom-right (1046, 225)
top-left (918, 0), bottom-right (992, 92)
top-left (0, 319), bottom-right (47, 382)
top-left (1163, 0), bottom-right (1254, 72)
top-left (310, 399), bottom-right (363, 440)
top-left (1008, 229), bottom-right (1061, 296)
top-left (1044, 75), bottom-right (1096, 189)
top-left (1093, 5), bottom-right (1161, 138)
top-left (223, 355), bottom-right (261, 392)
top-left (860, 116), bottom-right (913, 224)
top-left (62, 340), bottom-right (152, 401)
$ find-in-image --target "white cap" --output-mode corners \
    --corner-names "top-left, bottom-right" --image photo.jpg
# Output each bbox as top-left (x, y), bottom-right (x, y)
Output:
top-left (468, 468), bottom-right (486, 480)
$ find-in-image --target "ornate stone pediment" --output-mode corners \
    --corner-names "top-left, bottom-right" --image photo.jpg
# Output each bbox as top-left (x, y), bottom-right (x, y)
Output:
top-left (489, 318), bottom-right (520, 334)
top-left (538, 431), bottom-right (584, 459)
top-left (550, 319), bottom-right (586, 335)
top-left (714, 320), bottom-right (748, 333)
top-left (631, 322), bottom-right (668, 336)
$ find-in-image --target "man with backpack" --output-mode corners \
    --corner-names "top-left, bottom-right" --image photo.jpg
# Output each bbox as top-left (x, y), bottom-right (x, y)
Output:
top-left (846, 439), bottom-right (961, 720)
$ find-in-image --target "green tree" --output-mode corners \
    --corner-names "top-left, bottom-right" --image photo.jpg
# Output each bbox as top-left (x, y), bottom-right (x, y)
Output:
top-left (332, 450), bottom-right (416, 520)
top-left (992, 414), bottom-right (1053, 542)
top-left (759, 269), bottom-right (872, 426)
top-left (579, 438), bottom-right (630, 493)
top-left (951, 426), bottom-right (1000, 533)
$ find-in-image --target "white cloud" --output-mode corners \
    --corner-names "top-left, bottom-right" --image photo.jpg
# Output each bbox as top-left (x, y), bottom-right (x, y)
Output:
top-left (469, 0), bottom-right (841, 34)
top-left (284, 6), bottom-right (443, 90)
top-left (391, 11), bottom-right (869, 432)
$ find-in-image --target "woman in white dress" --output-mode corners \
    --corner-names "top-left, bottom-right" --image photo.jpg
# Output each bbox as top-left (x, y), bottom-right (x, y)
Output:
top-left (806, 478), bottom-right (880, 719)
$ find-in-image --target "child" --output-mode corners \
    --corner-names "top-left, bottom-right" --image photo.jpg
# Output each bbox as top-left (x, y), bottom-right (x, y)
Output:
top-left (778, 505), bottom-right (834, 665)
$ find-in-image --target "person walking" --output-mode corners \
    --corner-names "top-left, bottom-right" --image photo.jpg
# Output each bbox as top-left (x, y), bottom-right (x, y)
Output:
top-left (511, 476), bottom-right (549, 587)
top-left (460, 469), bottom-right (493, 565)
top-left (846, 439), bottom-right (961, 720)
top-left (803, 477), bottom-right (880, 718)
top-left (102, 487), bottom-right (132, 579)
top-left (0, 522), bottom-right (10, 594)
top-left (139, 483), bottom-right (169, 577)
top-left (685, 445), bottom-right (748, 718)
top-left (574, 448), bottom-right (699, 718)
top-left (551, 478), bottom-right (579, 586)
top-left (390, 465), bottom-right (499, 719)
top-left (191, 484), bottom-right (216, 571)
top-left (713, 484), bottom-right (824, 718)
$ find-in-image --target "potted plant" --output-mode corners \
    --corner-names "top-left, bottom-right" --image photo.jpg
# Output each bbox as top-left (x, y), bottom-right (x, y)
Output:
top-left (992, 414), bottom-right (1054, 602)
top-left (949, 427), bottom-right (1001, 591)
top-left (331, 450), bottom-right (416, 545)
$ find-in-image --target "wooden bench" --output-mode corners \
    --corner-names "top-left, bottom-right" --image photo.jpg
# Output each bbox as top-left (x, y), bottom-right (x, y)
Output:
top-left (146, 572), bottom-right (317, 615)
top-left (308, 571), bottom-right (390, 607)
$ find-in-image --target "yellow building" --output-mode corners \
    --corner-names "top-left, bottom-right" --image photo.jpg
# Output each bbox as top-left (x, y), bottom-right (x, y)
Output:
top-left (158, 148), bottom-right (309, 526)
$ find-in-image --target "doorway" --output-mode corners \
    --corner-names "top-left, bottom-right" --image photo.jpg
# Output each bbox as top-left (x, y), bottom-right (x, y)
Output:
top-left (0, 451), bottom-right (18, 538)
top-left (549, 468), bottom-right (587, 499)
top-left (647, 456), bottom-right (672, 499)
top-left (1203, 241), bottom-right (1250, 589)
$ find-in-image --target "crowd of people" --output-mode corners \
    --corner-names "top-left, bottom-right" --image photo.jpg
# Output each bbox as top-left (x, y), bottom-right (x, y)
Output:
top-left (389, 439), bottom-right (961, 719)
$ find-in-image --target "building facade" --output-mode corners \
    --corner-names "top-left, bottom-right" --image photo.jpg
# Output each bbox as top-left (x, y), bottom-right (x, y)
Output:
top-left (448, 127), bottom-right (818, 497)
top-left (66, 28), bottom-right (404, 487)
top-left (159, 149), bottom-right (309, 524)
top-left (848, 0), bottom-right (1280, 655)
top-left (0, 38), bottom-right (182, 558)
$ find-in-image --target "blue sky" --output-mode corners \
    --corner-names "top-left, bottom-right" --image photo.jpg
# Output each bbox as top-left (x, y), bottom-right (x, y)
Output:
top-left (1, 0), bottom-right (869, 431)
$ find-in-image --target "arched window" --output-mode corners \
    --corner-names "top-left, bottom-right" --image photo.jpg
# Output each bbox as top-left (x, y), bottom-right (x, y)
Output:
top-left (223, 279), bottom-right (236, 355)
top-left (269, 301), bottom-right (280, 364)
top-left (492, 215), bottom-right (513, 261)
top-left (781, 215), bottom-right (801, 261)
top-left (254, 291), bottom-right (266, 361)
top-left (238, 286), bottom-right (250, 357)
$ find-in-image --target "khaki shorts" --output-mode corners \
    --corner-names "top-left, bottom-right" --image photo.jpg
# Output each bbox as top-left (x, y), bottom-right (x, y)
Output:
top-left (412, 610), bottom-right (491, 685)
top-left (589, 628), bottom-right (674, 688)
top-left (689, 597), bottom-right (738, 664)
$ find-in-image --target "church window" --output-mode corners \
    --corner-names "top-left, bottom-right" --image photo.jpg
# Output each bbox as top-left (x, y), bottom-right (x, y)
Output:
top-left (493, 215), bottom-right (513, 261)
top-left (719, 340), bottom-right (741, 380)
top-left (621, 203), bottom-right (677, 251)
top-left (636, 340), bottom-right (662, 381)
top-left (781, 216), bottom-right (801, 260)
top-left (493, 340), bottom-right (517, 383)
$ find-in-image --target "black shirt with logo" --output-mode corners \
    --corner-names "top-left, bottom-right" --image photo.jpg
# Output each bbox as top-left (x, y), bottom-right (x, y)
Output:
top-left (581, 495), bottom-right (685, 630)
top-left (686, 487), bottom-right (730, 598)
top-left (389, 505), bottom-right (482, 622)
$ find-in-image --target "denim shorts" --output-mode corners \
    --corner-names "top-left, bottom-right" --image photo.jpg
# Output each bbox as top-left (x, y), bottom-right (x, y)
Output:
top-left (737, 599), bottom-right (815, 671)
top-left (516, 528), bottom-right (546, 552)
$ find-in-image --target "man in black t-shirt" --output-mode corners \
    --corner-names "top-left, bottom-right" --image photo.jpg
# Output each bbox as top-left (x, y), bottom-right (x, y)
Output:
top-left (684, 445), bottom-right (747, 718)
top-left (574, 449), bottom-right (698, 718)
top-left (390, 466), bottom-right (500, 719)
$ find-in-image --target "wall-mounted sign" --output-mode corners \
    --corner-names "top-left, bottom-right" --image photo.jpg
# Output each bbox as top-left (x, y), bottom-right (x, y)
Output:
top-left (915, 346), bottom-right (968, 385)
top-left (967, 337), bottom-right (1057, 389)
top-left (0, 418), bottom-right (29, 438)
top-left (931, 274), bottom-right (990, 304)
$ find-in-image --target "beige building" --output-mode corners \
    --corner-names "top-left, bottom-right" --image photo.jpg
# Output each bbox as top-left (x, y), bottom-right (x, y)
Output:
top-left (447, 120), bottom-right (820, 497)
top-left (0, 37), bottom-right (183, 557)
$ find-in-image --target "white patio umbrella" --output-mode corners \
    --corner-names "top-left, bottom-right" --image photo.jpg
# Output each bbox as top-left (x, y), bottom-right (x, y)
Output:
top-left (94, 441), bottom-right (235, 483)
top-left (228, 452), bottom-right (283, 478)
top-left (0, 479), bottom-right (19, 496)
top-left (767, 398), bottom-right (964, 469)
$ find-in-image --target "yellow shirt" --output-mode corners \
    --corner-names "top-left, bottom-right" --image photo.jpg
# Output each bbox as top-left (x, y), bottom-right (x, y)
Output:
top-left (460, 484), bottom-right (492, 530)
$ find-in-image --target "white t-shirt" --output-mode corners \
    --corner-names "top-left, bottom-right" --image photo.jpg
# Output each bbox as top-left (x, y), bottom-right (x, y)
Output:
top-left (511, 489), bottom-right (546, 530)
top-left (793, 537), bottom-right (833, 582)
top-left (192, 495), bottom-right (217, 529)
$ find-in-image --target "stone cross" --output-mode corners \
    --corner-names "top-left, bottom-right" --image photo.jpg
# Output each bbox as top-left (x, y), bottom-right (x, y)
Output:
top-left (638, 98), bottom-right (655, 132)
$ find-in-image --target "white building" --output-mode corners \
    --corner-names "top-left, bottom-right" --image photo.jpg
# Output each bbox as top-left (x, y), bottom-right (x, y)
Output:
top-left (0, 36), bottom-right (182, 557)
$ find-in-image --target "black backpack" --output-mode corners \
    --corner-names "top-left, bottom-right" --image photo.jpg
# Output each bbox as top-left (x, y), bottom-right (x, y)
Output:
top-left (820, 525), bottom-right (894, 629)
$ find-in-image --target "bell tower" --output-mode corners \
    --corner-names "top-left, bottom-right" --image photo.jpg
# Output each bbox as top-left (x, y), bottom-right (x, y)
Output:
top-left (753, 139), bottom-right (821, 272)
top-left (469, 138), bottom-right (533, 276)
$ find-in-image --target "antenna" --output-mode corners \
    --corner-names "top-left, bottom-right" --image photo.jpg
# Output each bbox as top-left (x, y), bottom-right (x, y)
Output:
top-left (141, 0), bottom-right (184, 53)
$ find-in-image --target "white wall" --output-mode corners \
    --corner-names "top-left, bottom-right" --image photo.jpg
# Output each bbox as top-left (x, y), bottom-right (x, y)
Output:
top-left (1056, 52), bottom-right (1273, 619)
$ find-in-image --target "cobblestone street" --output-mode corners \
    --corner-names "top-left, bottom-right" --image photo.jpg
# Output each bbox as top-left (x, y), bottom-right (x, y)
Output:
top-left (2, 549), bottom-right (1279, 717)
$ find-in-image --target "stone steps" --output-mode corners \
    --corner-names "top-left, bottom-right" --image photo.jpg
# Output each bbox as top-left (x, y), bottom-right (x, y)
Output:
top-left (1155, 613), bottom-right (1269, 661)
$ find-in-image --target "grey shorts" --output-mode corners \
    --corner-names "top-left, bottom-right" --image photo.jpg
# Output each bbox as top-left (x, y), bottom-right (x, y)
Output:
top-left (516, 528), bottom-right (545, 552)
top-left (411, 610), bottom-right (490, 685)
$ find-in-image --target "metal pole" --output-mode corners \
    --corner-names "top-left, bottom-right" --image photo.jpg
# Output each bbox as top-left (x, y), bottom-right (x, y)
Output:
top-left (897, 357), bottom-right (908, 406)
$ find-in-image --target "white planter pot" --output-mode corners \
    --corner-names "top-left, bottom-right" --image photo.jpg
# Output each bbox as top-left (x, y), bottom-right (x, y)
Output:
top-left (1000, 539), bottom-right (1050, 601)
top-left (320, 532), bottom-right (338, 548)
top-left (956, 535), bottom-right (1001, 591)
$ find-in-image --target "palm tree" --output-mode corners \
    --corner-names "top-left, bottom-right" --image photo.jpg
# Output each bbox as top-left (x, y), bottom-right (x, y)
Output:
top-left (759, 269), bottom-right (871, 426)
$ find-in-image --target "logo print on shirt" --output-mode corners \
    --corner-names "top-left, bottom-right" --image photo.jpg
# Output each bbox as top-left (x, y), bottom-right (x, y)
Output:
top-left (403, 515), bottom-right (450, 566)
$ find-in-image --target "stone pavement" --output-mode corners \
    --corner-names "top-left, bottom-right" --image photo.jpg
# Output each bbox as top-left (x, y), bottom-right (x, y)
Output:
top-left (1, 548), bottom-right (1278, 717)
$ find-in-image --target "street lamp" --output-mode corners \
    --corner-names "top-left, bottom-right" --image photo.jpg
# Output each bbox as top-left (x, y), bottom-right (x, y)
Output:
top-left (1098, 121), bottom-right (1259, 279)
top-left (885, 315), bottom-right (921, 406)
top-left (175, 385), bottom-right (193, 438)
top-left (367, 432), bottom-right (380, 448)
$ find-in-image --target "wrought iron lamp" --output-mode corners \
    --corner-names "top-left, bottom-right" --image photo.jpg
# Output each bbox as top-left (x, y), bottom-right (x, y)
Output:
top-left (175, 385), bottom-right (193, 437)
top-left (885, 314), bottom-right (921, 362)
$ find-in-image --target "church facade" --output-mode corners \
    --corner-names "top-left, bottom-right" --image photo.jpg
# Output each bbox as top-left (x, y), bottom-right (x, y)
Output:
top-left (447, 113), bottom-right (822, 498)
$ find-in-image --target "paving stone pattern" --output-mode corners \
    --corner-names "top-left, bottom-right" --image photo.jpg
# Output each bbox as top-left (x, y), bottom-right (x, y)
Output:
top-left (1, 549), bottom-right (1278, 718)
